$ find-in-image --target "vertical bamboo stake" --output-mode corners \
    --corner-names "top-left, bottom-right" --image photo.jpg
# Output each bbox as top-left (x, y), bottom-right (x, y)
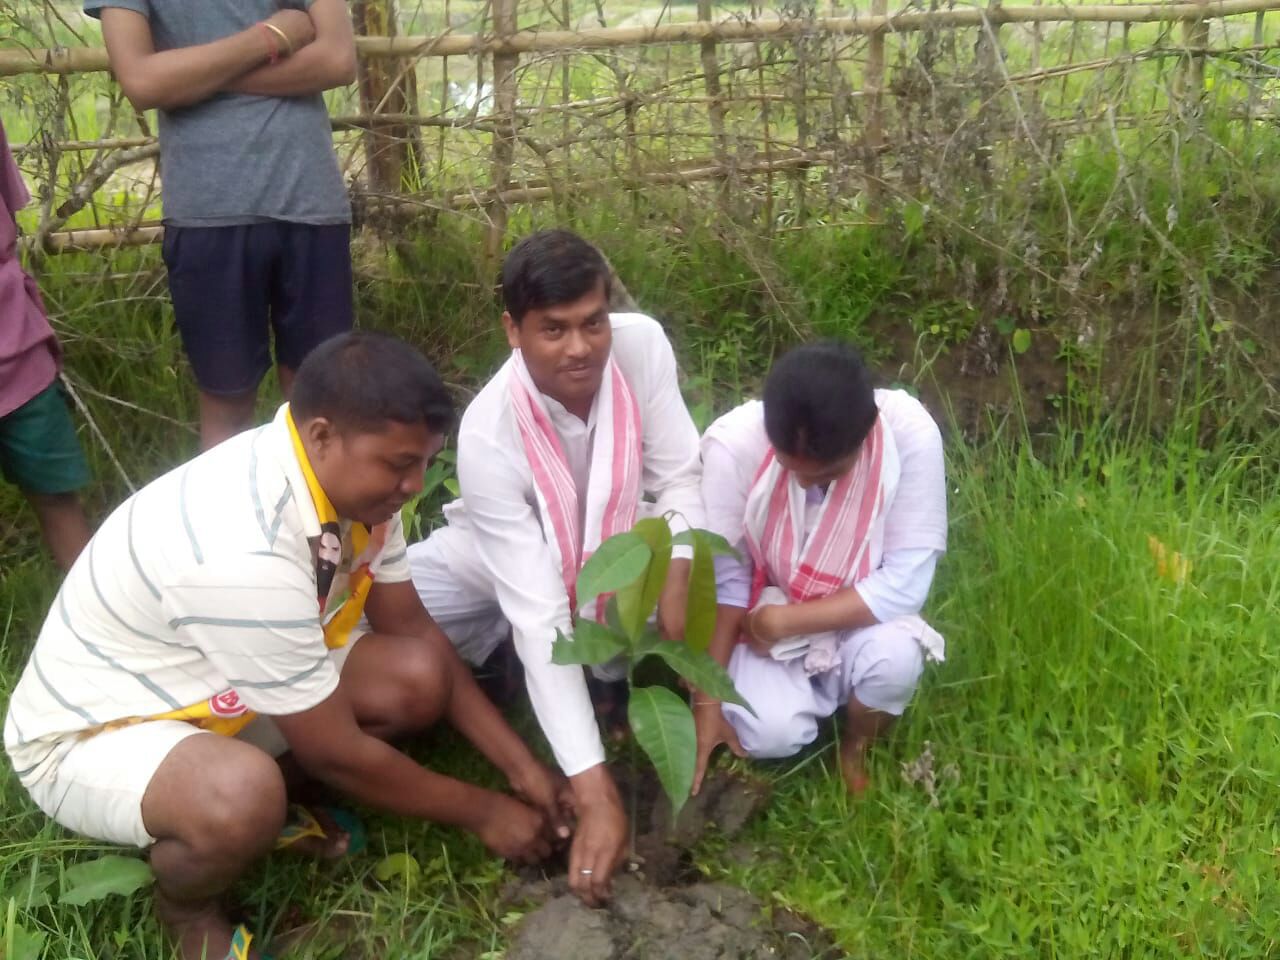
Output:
top-left (827, 10), bottom-right (846, 204)
top-left (438, 0), bottom-right (451, 201)
top-left (754, 23), bottom-right (774, 233)
top-left (698, 0), bottom-right (728, 165)
top-left (973, 0), bottom-right (1002, 185)
top-left (793, 12), bottom-right (811, 222)
top-left (865, 0), bottom-right (888, 208)
top-left (487, 0), bottom-right (519, 262)
top-left (1031, 0), bottom-right (1042, 70)
top-left (561, 0), bottom-right (572, 208)
top-left (1178, 0), bottom-right (1210, 109)
top-left (1245, 9), bottom-right (1264, 143)
top-left (353, 0), bottom-right (422, 193)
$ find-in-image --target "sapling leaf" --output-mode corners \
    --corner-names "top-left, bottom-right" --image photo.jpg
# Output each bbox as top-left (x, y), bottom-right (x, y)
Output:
top-left (616, 517), bottom-right (672, 640)
top-left (576, 532), bottom-right (651, 608)
top-left (636, 642), bottom-right (754, 714)
top-left (628, 686), bottom-right (696, 818)
top-left (684, 532), bottom-right (717, 653)
top-left (551, 623), bottom-right (629, 666)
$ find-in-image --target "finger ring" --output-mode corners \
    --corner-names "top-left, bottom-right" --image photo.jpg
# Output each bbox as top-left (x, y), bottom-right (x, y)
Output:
top-left (579, 868), bottom-right (594, 876)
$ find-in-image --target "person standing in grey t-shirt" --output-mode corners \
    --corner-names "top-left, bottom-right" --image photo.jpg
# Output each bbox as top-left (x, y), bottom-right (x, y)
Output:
top-left (86, 0), bottom-right (358, 450)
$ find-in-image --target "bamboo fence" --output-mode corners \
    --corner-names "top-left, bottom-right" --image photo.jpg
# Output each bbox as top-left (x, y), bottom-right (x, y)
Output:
top-left (4, 0), bottom-right (1280, 256)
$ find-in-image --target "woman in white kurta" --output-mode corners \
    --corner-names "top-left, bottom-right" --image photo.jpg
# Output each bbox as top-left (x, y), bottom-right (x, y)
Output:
top-left (695, 341), bottom-right (947, 794)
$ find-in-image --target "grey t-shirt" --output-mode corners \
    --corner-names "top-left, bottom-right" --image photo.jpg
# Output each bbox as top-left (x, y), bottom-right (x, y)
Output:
top-left (85, 0), bottom-right (350, 227)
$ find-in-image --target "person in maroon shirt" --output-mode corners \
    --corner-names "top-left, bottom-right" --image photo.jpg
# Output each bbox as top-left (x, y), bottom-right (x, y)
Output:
top-left (0, 119), bottom-right (92, 571)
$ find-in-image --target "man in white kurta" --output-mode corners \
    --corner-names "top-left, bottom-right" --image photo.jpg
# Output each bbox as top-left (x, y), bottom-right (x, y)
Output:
top-left (694, 341), bottom-right (947, 794)
top-left (407, 229), bottom-right (704, 903)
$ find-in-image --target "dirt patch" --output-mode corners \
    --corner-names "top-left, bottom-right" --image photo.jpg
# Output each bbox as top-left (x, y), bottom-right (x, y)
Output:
top-left (503, 876), bottom-right (841, 960)
top-left (621, 764), bottom-right (772, 887)
top-left (496, 769), bottom-right (843, 960)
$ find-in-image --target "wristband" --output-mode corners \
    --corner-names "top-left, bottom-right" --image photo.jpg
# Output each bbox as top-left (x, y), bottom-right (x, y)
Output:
top-left (258, 23), bottom-right (281, 64)
top-left (262, 21), bottom-right (294, 57)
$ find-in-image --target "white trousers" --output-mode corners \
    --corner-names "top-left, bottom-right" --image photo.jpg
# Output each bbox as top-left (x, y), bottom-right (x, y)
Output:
top-left (722, 618), bottom-right (929, 760)
top-left (407, 524), bottom-right (510, 666)
top-left (407, 516), bottom-right (646, 683)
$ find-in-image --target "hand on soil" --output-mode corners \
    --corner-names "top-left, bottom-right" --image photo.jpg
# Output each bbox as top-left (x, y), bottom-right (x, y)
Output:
top-left (510, 761), bottom-right (573, 842)
top-left (477, 794), bottom-right (552, 864)
top-left (566, 787), bottom-right (628, 907)
top-left (692, 700), bottom-right (746, 796)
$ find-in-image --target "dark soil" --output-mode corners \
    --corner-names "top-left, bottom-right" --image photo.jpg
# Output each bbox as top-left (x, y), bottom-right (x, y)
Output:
top-left (503, 876), bottom-right (842, 960)
top-left (497, 769), bottom-right (846, 960)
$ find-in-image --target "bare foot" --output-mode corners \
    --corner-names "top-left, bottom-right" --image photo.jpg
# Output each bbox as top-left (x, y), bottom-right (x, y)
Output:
top-left (154, 891), bottom-right (261, 960)
top-left (839, 737), bottom-right (871, 795)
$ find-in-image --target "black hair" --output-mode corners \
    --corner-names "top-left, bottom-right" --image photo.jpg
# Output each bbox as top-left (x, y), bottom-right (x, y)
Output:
top-left (502, 228), bottom-right (613, 324)
top-left (763, 341), bottom-right (878, 462)
top-left (291, 331), bottom-right (455, 435)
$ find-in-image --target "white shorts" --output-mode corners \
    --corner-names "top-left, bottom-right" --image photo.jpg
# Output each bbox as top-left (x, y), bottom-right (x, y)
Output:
top-left (22, 636), bottom-right (362, 849)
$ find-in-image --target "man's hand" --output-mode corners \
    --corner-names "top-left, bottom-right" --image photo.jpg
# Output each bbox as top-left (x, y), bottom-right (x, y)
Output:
top-left (692, 699), bottom-right (745, 796)
top-left (566, 765), bottom-right (628, 907)
top-left (745, 602), bottom-right (792, 656)
top-left (509, 761), bottom-right (573, 844)
top-left (475, 794), bottom-right (553, 864)
top-left (264, 8), bottom-right (317, 54)
top-left (657, 557), bottom-right (691, 642)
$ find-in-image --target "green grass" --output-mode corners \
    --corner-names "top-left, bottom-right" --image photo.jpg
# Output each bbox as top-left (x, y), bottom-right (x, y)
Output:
top-left (710, 415), bottom-right (1280, 956)
top-left (3, 383), bottom-right (1278, 957)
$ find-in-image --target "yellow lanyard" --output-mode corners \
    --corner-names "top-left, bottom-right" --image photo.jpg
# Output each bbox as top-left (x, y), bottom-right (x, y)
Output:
top-left (285, 407), bottom-right (372, 647)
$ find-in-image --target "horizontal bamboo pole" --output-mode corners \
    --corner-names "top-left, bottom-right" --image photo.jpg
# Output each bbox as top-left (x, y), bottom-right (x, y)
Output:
top-left (25, 89), bottom-right (1272, 255)
top-left (26, 223), bottom-right (164, 253)
top-left (4, 0), bottom-right (1278, 77)
top-left (22, 152), bottom-right (829, 253)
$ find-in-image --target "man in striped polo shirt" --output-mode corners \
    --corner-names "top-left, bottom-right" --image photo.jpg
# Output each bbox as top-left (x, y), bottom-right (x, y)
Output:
top-left (5, 332), bottom-right (567, 960)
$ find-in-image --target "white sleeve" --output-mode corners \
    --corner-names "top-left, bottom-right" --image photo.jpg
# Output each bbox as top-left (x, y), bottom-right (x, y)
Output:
top-left (700, 435), bottom-right (755, 609)
top-left (881, 399), bottom-right (948, 554)
top-left (457, 428), bottom-right (606, 777)
top-left (637, 324), bottom-right (704, 552)
top-left (853, 547), bottom-right (942, 622)
top-left (163, 553), bottom-right (339, 717)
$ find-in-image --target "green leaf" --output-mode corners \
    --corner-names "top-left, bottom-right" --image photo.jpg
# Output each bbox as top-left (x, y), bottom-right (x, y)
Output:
top-left (604, 596), bottom-right (626, 636)
top-left (58, 856), bottom-right (153, 906)
top-left (2, 871), bottom-right (55, 911)
top-left (616, 517), bottom-right (672, 640)
top-left (2, 918), bottom-right (45, 960)
top-left (576, 532), bottom-right (651, 609)
top-left (628, 686), bottom-right (696, 818)
top-left (636, 642), bottom-right (754, 715)
top-left (1011, 328), bottom-right (1032, 355)
top-left (672, 528), bottom-right (739, 559)
top-left (374, 853), bottom-right (421, 885)
top-left (684, 533), bottom-right (717, 653)
top-left (902, 199), bottom-right (926, 238)
top-left (551, 622), bottom-right (629, 666)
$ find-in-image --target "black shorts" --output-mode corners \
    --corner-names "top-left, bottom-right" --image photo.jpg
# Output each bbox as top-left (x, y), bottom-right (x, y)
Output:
top-left (162, 222), bottom-right (354, 396)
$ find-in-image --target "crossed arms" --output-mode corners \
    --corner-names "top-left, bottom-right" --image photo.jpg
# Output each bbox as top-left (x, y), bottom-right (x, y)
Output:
top-left (100, 0), bottom-right (356, 112)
